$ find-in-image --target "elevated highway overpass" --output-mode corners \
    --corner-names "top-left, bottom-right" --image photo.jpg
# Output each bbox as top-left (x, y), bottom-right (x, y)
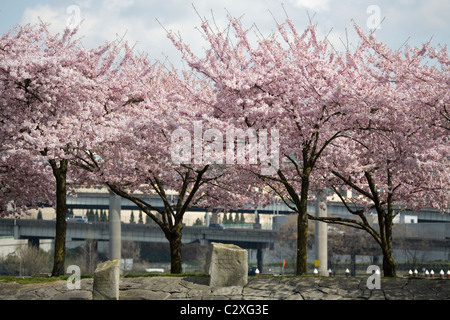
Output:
top-left (2, 189), bottom-right (448, 271)
top-left (64, 189), bottom-right (450, 223)
top-left (0, 219), bottom-right (277, 247)
top-left (0, 218), bottom-right (278, 270)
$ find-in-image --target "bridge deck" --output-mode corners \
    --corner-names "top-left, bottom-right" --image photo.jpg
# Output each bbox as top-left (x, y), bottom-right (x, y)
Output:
top-left (0, 219), bottom-right (278, 249)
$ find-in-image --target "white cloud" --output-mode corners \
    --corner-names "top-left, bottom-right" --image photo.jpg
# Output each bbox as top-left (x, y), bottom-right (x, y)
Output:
top-left (15, 0), bottom-right (448, 67)
top-left (20, 4), bottom-right (66, 30)
top-left (19, 1), bottom-right (156, 52)
top-left (287, 0), bottom-right (333, 12)
top-left (418, 0), bottom-right (450, 30)
top-left (101, 0), bottom-right (135, 12)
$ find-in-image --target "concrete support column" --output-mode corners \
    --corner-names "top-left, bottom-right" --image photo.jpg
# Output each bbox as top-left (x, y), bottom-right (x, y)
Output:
top-left (13, 219), bottom-right (19, 239)
top-left (205, 210), bottom-right (210, 227)
top-left (315, 190), bottom-right (328, 276)
top-left (109, 190), bottom-right (121, 261)
top-left (253, 209), bottom-right (261, 229)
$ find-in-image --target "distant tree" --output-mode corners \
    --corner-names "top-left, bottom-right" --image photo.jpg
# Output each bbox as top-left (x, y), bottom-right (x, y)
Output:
top-left (86, 208), bottom-right (95, 222)
top-left (233, 212), bottom-right (240, 224)
top-left (80, 239), bottom-right (99, 274)
top-left (222, 213), bottom-right (230, 224)
top-left (240, 213), bottom-right (246, 224)
top-left (193, 217), bottom-right (203, 226)
top-left (16, 246), bottom-right (51, 276)
top-left (122, 240), bottom-right (140, 262)
top-left (100, 209), bottom-right (107, 222)
top-left (145, 212), bottom-right (151, 224)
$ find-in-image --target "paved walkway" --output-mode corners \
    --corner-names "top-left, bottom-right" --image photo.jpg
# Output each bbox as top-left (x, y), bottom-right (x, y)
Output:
top-left (0, 276), bottom-right (449, 300)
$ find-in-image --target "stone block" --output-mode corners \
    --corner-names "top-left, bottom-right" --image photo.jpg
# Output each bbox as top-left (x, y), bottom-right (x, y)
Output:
top-left (93, 260), bottom-right (120, 300)
top-left (205, 242), bottom-right (248, 287)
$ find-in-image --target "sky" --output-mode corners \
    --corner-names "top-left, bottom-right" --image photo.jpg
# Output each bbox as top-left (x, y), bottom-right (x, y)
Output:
top-left (0, 0), bottom-right (448, 68)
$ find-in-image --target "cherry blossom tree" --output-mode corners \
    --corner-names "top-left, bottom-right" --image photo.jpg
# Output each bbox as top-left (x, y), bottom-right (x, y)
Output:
top-left (167, 15), bottom-right (367, 275)
top-left (0, 22), bottom-right (125, 276)
top-left (3, 14), bottom-right (446, 280)
top-left (0, 150), bottom-right (54, 217)
top-left (313, 26), bottom-right (449, 277)
top-left (75, 49), bottom-right (252, 274)
top-left (0, 21), bottom-right (252, 275)
top-left (167, 11), bottom-right (449, 276)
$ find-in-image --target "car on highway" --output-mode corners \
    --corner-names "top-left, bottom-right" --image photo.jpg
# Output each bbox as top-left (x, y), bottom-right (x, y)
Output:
top-left (66, 215), bottom-right (89, 223)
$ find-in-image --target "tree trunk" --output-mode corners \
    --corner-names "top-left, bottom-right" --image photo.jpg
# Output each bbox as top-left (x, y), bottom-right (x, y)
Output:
top-left (383, 168), bottom-right (397, 278)
top-left (50, 159), bottom-right (68, 277)
top-left (296, 212), bottom-right (308, 275)
top-left (374, 204), bottom-right (396, 277)
top-left (296, 176), bottom-right (310, 275)
top-left (365, 171), bottom-right (397, 278)
top-left (381, 214), bottom-right (396, 277)
top-left (382, 250), bottom-right (396, 277)
top-left (167, 224), bottom-right (183, 274)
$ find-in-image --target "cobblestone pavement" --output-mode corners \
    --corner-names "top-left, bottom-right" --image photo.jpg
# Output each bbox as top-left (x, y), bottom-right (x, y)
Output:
top-left (0, 276), bottom-right (449, 300)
